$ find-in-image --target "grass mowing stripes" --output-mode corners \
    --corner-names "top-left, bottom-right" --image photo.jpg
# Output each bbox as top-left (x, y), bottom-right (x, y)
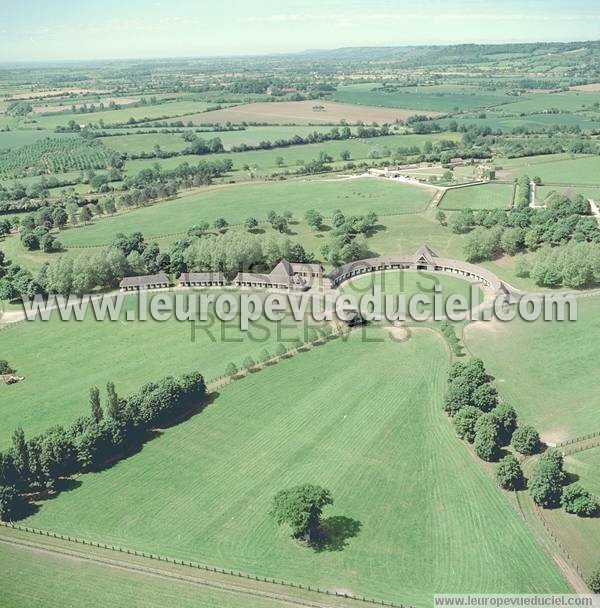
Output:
top-left (0, 537), bottom-right (296, 608)
top-left (21, 329), bottom-right (568, 606)
top-left (0, 291), bottom-right (318, 449)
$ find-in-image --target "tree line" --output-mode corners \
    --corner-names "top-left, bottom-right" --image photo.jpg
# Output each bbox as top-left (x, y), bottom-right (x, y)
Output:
top-left (0, 372), bottom-right (206, 521)
top-left (444, 358), bottom-right (598, 519)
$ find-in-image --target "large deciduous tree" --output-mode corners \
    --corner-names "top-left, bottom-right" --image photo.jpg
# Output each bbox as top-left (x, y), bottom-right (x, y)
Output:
top-left (271, 484), bottom-right (333, 542)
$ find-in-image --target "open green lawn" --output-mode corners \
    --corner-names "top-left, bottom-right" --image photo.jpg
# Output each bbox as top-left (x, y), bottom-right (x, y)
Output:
top-left (20, 330), bottom-right (567, 605)
top-left (0, 291), bottom-right (317, 449)
top-left (342, 269), bottom-right (482, 315)
top-left (497, 154), bottom-right (600, 185)
top-left (440, 183), bottom-right (514, 210)
top-left (56, 179), bottom-right (436, 247)
top-left (0, 533), bottom-right (298, 608)
top-left (464, 296), bottom-right (600, 444)
top-left (329, 84), bottom-right (515, 112)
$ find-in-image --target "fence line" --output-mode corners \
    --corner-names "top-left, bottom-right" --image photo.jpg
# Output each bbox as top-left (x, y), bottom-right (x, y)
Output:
top-left (0, 521), bottom-right (408, 608)
top-left (556, 430), bottom-right (600, 448)
top-left (204, 325), bottom-right (351, 391)
top-left (531, 504), bottom-right (587, 581)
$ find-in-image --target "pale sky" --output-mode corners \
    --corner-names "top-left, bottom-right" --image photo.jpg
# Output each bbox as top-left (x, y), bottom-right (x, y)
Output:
top-left (1, 0), bottom-right (600, 63)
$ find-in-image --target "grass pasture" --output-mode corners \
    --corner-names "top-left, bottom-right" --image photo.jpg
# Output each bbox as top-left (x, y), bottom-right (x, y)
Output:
top-left (56, 178), bottom-right (436, 247)
top-left (0, 531), bottom-right (306, 608)
top-left (517, 446), bottom-right (600, 578)
top-left (21, 100), bottom-right (220, 130)
top-left (20, 330), bottom-right (567, 605)
top-left (123, 132), bottom-right (461, 179)
top-left (463, 297), bottom-right (600, 444)
top-left (492, 91), bottom-right (600, 114)
top-left (342, 269), bottom-right (483, 316)
top-left (436, 113), bottom-right (600, 132)
top-left (496, 154), bottom-right (600, 185)
top-left (329, 84), bottom-right (515, 112)
top-left (0, 130), bottom-right (76, 151)
top-left (440, 183), bottom-right (514, 210)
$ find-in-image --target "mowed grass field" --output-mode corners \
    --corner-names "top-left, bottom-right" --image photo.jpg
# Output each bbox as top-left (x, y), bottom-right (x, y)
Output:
top-left (0, 292), bottom-right (318, 449)
top-left (0, 534), bottom-right (300, 608)
top-left (491, 90), bottom-right (600, 114)
top-left (57, 179), bottom-right (436, 247)
top-left (464, 297), bottom-right (600, 444)
top-left (439, 183), bottom-right (514, 210)
top-left (497, 154), bottom-right (600, 185)
top-left (342, 269), bottom-right (483, 314)
top-left (183, 100), bottom-right (436, 125)
top-left (21, 330), bottom-right (567, 605)
top-left (329, 84), bottom-right (515, 112)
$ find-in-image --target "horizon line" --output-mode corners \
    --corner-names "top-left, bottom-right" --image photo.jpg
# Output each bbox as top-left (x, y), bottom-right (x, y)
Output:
top-left (1, 38), bottom-right (598, 67)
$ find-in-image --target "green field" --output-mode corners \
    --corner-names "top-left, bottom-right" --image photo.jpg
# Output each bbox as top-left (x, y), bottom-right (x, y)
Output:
top-left (342, 269), bottom-right (482, 314)
top-left (535, 185), bottom-right (600, 205)
top-left (440, 183), bottom-right (514, 210)
top-left (517, 446), bottom-right (600, 578)
top-left (20, 330), bottom-right (567, 605)
top-left (0, 291), bottom-right (318, 449)
top-left (99, 126), bottom-right (366, 154)
top-left (56, 179), bottom-right (435, 247)
top-left (122, 132), bottom-right (462, 179)
top-left (464, 297), bottom-right (600, 443)
top-left (497, 154), bottom-right (600, 185)
top-left (0, 130), bottom-right (76, 151)
top-left (0, 532), bottom-right (304, 608)
top-left (329, 84), bottom-right (515, 112)
top-left (493, 91), bottom-right (600, 114)
top-left (437, 113), bottom-right (600, 132)
top-left (19, 100), bottom-right (222, 130)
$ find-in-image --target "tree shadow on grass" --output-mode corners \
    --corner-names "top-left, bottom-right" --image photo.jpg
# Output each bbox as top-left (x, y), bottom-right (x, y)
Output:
top-left (312, 516), bottom-right (362, 552)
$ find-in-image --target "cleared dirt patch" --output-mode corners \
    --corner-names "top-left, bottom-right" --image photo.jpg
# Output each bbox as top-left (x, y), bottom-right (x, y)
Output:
top-left (570, 83), bottom-right (600, 92)
top-left (33, 97), bottom-right (140, 114)
top-left (186, 100), bottom-right (440, 125)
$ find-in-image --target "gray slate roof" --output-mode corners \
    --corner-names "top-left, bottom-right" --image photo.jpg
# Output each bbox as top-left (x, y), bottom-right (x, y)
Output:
top-left (179, 272), bottom-right (227, 283)
top-left (119, 273), bottom-right (170, 288)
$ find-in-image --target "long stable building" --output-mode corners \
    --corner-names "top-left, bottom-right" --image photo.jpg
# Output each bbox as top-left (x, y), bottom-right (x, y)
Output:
top-left (119, 273), bottom-right (170, 292)
top-left (178, 272), bottom-right (228, 288)
top-left (328, 245), bottom-right (507, 293)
